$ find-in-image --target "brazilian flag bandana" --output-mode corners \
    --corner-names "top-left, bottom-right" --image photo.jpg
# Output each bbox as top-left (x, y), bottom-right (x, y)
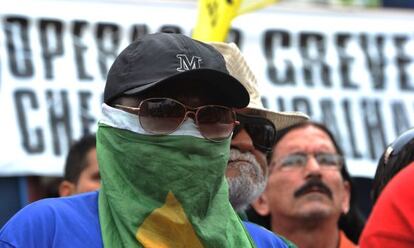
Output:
top-left (97, 104), bottom-right (256, 247)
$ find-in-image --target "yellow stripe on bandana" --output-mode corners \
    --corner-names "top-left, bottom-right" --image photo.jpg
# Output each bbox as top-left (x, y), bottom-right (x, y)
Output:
top-left (136, 192), bottom-right (204, 248)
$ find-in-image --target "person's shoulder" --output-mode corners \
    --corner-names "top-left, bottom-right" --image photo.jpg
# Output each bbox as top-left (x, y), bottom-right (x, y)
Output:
top-left (1, 191), bottom-right (97, 230)
top-left (21, 191), bottom-right (98, 216)
top-left (58, 191), bottom-right (99, 208)
top-left (386, 163), bottom-right (414, 189)
top-left (0, 197), bottom-right (62, 247)
top-left (243, 221), bottom-right (293, 248)
top-left (3, 196), bottom-right (67, 225)
top-left (375, 163), bottom-right (414, 206)
top-left (359, 164), bottom-right (414, 248)
top-left (0, 191), bottom-right (100, 247)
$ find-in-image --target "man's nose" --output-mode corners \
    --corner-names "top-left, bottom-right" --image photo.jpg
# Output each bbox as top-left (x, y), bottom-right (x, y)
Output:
top-left (304, 155), bottom-right (322, 176)
top-left (231, 128), bottom-right (255, 153)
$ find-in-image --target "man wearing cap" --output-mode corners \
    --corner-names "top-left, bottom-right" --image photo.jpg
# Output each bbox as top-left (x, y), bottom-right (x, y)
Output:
top-left (1, 33), bottom-right (281, 247)
top-left (210, 42), bottom-right (308, 248)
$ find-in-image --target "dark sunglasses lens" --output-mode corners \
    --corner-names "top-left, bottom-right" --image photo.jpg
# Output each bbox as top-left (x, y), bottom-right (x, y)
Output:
top-left (236, 114), bottom-right (276, 152)
top-left (139, 98), bottom-right (185, 134)
top-left (245, 122), bottom-right (275, 151)
top-left (197, 106), bottom-right (235, 141)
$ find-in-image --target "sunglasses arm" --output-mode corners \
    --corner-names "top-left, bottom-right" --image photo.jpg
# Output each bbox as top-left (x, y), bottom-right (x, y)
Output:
top-left (114, 104), bottom-right (140, 114)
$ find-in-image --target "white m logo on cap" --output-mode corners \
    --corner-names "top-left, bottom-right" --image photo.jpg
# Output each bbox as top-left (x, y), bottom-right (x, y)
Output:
top-left (176, 54), bottom-right (202, 72)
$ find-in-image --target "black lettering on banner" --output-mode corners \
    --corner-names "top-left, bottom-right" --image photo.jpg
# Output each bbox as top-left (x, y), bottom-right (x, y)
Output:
top-left (342, 99), bottom-right (362, 158)
top-left (360, 33), bottom-right (386, 89)
top-left (261, 96), bottom-right (269, 109)
top-left (79, 91), bottom-right (96, 136)
top-left (299, 32), bottom-right (331, 87)
top-left (39, 19), bottom-right (64, 80)
top-left (159, 25), bottom-right (182, 34)
top-left (72, 21), bottom-right (93, 80)
top-left (292, 97), bottom-right (312, 117)
top-left (46, 90), bottom-right (72, 156)
top-left (394, 35), bottom-right (414, 91)
top-left (4, 16), bottom-right (34, 78)
top-left (391, 101), bottom-right (411, 135)
top-left (227, 28), bottom-right (243, 48)
top-left (14, 90), bottom-right (44, 154)
top-left (361, 99), bottom-right (386, 159)
top-left (96, 23), bottom-right (120, 80)
top-left (335, 33), bottom-right (358, 89)
top-left (130, 24), bottom-right (149, 42)
top-left (320, 99), bottom-right (342, 145)
top-left (264, 30), bottom-right (295, 86)
top-left (276, 97), bottom-right (286, 112)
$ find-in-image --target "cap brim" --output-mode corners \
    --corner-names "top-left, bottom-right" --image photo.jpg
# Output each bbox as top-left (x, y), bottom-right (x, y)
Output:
top-left (124, 69), bottom-right (249, 108)
top-left (246, 106), bottom-right (310, 131)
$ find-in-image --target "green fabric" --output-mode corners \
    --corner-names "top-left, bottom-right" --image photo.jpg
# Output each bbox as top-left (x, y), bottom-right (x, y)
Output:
top-left (237, 211), bottom-right (248, 221)
top-left (97, 124), bottom-right (256, 247)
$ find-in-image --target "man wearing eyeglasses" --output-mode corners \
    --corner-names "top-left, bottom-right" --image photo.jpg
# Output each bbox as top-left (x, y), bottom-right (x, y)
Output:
top-left (1, 33), bottom-right (271, 247)
top-left (252, 122), bottom-right (362, 248)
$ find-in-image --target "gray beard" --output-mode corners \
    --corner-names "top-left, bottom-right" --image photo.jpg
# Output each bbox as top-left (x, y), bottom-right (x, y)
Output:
top-left (227, 150), bottom-right (267, 212)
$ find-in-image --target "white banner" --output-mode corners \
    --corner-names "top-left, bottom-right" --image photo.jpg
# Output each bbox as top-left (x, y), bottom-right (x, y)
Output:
top-left (0, 0), bottom-right (413, 177)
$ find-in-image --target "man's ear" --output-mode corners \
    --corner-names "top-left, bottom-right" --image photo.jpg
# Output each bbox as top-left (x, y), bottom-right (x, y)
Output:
top-left (251, 192), bottom-right (271, 216)
top-left (58, 180), bottom-right (76, 197)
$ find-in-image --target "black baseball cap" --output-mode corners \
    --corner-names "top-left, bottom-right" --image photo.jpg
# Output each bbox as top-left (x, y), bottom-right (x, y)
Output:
top-left (104, 33), bottom-right (249, 108)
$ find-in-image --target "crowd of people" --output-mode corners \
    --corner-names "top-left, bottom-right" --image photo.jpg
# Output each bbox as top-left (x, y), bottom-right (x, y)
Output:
top-left (0, 32), bottom-right (413, 248)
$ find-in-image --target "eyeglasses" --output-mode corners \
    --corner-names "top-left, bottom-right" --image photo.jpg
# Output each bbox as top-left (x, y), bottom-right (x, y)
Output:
top-left (273, 152), bottom-right (344, 171)
top-left (115, 97), bottom-right (238, 142)
top-left (233, 113), bottom-right (276, 153)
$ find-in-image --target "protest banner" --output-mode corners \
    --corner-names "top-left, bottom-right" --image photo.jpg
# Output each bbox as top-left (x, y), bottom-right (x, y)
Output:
top-left (0, 0), bottom-right (413, 178)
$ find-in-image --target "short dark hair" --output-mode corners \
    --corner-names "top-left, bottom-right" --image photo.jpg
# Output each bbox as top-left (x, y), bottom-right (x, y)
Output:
top-left (63, 134), bottom-right (97, 184)
top-left (247, 121), bottom-right (365, 244)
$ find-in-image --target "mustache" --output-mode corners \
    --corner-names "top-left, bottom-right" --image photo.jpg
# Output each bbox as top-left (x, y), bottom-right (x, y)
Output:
top-left (228, 148), bottom-right (265, 182)
top-left (229, 149), bottom-right (258, 165)
top-left (294, 177), bottom-right (333, 199)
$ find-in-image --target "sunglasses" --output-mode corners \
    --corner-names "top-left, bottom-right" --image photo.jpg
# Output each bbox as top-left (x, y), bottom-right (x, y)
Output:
top-left (233, 113), bottom-right (276, 153)
top-left (115, 97), bottom-right (238, 142)
top-left (274, 152), bottom-right (344, 171)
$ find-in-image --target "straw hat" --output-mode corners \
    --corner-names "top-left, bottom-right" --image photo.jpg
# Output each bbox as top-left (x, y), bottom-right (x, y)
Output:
top-left (209, 42), bottom-right (309, 131)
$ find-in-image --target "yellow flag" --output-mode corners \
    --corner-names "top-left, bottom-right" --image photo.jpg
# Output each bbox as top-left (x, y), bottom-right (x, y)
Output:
top-left (192, 0), bottom-right (243, 42)
top-left (192, 0), bottom-right (278, 42)
top-left (238, 0), bottom-right (278, 15)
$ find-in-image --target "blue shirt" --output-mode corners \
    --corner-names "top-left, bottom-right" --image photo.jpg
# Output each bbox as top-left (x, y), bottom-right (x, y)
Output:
top-left (0, 191), bottom-right (288, 248)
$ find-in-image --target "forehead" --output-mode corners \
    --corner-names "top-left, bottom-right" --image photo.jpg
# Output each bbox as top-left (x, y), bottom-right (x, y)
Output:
top-left (274, 125), bottom-right (337, 154)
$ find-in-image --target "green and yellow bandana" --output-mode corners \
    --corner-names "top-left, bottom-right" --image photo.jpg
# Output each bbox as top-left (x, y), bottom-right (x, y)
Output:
top-left (97, 104), bottom-right (255, 247)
